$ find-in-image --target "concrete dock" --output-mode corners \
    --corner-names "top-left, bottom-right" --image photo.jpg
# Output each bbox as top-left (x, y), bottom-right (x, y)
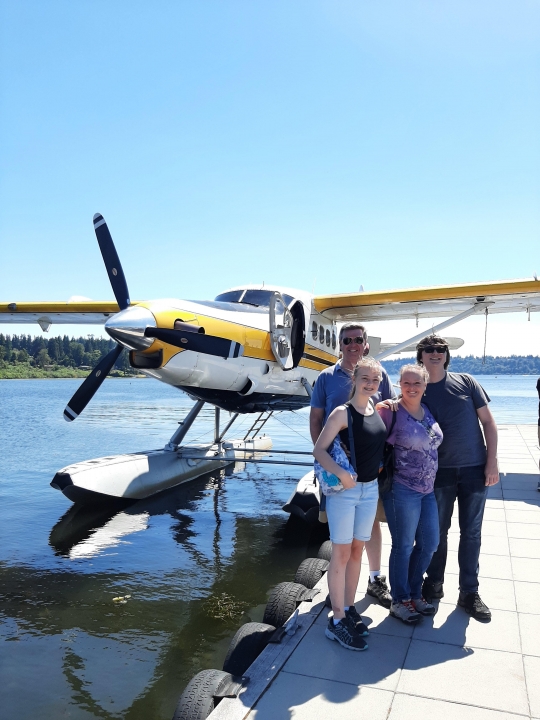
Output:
top-left (211, 424), bottom-right (540, 720)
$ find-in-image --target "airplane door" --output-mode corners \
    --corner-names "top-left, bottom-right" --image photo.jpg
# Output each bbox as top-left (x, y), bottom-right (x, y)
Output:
top-left (269, 292), bottom-right (295, 370)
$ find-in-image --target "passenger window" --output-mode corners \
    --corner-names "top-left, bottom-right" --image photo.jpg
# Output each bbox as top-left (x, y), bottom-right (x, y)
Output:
top-left (311, 322), bottom-right (318, 340)
top-left (326, 329), bottom-right (331, 346)
top-left (332, 331), bottom-right (336, 349)
top-left (319, 325), bottom-right (325, 343)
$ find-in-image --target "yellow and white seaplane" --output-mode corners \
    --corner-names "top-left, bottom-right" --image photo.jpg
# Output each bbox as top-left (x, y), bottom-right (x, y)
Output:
top-left (2, 214), bottom-right (540, 509)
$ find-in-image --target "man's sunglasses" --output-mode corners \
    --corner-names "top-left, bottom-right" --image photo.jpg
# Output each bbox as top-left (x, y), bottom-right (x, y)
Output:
top-left (423, 345), bottom-right (448, 354)
top-left (342, 336), bottom-right (365, 345)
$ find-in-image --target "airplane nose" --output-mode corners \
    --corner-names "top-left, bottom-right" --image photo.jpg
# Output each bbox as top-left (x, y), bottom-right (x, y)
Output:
top-left (105, 306), bottom-right (156, 350)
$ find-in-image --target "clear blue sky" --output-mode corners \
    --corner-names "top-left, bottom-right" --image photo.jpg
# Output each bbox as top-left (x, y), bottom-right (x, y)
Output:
top-left (1, 1), bottom-right (539, 355)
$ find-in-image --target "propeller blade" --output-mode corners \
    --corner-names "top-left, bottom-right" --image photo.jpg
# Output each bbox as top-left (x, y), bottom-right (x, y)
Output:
top-left (93, 213), bottom-right (130, 310)
top-left (63, 344), bottom-right (124, 421)
top-left (145, 328), bottom-right (243, 359)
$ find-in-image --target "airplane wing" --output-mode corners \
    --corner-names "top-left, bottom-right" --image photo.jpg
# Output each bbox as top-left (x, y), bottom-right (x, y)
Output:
top-left (313, 278), bottom-right (540, 321)
top-left (0, 301), bottom-right (122, 328)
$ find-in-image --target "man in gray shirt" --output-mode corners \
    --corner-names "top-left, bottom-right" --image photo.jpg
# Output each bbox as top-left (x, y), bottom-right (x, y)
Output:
top-left (417, 334), bottom-right (499, 622)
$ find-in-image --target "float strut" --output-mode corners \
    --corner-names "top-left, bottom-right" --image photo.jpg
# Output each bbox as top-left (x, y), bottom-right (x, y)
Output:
top-left (166, 399), bottom-right (205, 450)
top-left (301, 377), bottom-right (313, 398)
top-left (217, 413), bottom-right (239, 443)
top-left (214, 407), bottom-right (221, 444)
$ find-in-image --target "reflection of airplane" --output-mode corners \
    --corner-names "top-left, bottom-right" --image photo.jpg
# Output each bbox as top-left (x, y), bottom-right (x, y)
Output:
top-left (2, 213), bottom-right (540, 504)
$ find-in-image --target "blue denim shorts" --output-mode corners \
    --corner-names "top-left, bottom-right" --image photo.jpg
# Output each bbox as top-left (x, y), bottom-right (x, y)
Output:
top-left (326, 479), bottom-right (379, 544)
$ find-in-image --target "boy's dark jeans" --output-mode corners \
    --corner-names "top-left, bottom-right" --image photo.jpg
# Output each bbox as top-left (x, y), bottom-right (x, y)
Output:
top-left (425, 465), bottom-right (487, 594)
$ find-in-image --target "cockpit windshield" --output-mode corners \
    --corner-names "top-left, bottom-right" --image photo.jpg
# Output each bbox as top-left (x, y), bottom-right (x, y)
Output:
top-left (214, 289), bottom-right (294, 307)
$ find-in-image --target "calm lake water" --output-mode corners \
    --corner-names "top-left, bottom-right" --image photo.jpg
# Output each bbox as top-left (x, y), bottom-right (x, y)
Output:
top-left (1, 375), bottom-right (538, 719)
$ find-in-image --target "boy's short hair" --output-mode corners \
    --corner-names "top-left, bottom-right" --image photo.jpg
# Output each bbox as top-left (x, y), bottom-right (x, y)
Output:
top-left (416, 334), bottom-right (450, 370)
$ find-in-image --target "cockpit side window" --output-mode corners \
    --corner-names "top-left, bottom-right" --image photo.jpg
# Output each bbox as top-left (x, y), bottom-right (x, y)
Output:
top-left (214, 289), bottom-right (294, 307)
top-left (214, 290), bottom-right (244, 303)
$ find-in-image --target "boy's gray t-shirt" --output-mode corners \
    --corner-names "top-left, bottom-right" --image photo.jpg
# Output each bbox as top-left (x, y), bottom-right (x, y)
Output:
top-left (422, 372), bottom-right (490, 468)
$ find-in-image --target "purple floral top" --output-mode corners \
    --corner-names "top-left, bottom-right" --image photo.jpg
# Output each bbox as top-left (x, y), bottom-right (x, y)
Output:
top-left (379, 404), bottom-right (443, 494)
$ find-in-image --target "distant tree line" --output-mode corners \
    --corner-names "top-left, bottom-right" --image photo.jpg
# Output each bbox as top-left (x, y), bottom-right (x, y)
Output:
top-left (2, 333), bottom-right (540, 377)
top-left (0, 333), bottom-right (136, 374)
top-left (381, 354), bottom-right (540, 376)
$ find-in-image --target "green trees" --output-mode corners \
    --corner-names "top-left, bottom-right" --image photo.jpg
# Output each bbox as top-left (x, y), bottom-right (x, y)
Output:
top-left (0, 333), bottom-right (138, 377)
top-left (381, 355), bottom-right (540, 375)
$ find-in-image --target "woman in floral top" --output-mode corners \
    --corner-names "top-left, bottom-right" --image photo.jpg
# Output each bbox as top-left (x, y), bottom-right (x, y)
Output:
top-left (378, 364), bottom-right (443, 624)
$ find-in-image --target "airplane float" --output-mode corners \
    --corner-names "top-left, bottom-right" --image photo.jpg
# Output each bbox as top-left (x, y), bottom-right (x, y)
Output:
top-left (2, 214), bottom-right (540, 514)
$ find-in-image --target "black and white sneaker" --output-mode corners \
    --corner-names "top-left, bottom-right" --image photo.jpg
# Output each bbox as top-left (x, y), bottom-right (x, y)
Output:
top-left (366, 575), bottom-right (392, 608)
top-left (345, 605), bottom-right (369, 636)
top-left (325, 617), bottom-right (368, 651)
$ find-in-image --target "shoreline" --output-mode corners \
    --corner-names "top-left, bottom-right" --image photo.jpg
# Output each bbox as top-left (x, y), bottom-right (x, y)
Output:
top-left (0, 370), bottom-right (146, 380)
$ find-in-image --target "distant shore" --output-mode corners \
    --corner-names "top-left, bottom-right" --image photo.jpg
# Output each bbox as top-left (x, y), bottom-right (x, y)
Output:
top-left (0, 364), bottom-right (143, 380)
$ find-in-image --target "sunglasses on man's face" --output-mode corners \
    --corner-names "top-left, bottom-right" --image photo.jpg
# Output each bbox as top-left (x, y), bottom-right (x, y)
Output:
top-left (342, 336), bottom-right (365, 346)
top-left (423, 346), bottom-right (448, 354)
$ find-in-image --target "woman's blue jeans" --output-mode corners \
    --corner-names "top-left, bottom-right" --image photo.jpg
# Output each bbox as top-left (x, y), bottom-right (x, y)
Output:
top-left (382, 482), bottom-right (440, 602)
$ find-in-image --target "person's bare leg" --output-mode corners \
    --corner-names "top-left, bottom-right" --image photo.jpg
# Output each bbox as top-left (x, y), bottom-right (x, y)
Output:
top-left (365, 520), bottom-right (382, 572)
top-left (328, 542), bottom-right (352, 620)
top-left (344, 539), bottom-right (365, 606)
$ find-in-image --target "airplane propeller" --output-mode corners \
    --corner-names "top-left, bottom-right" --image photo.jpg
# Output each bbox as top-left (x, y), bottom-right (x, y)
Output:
top-left (93, 213), bottom-right (130, 310)
top-left (63, 344), bottom-right (123, 421)
top-left (64, 214), bottom-right (128, 421)
top-left (64, 213), bottom-right (244, 421)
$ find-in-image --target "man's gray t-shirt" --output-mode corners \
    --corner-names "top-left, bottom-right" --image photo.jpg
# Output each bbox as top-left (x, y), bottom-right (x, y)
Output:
top-left (422, 372), bottom-right (490, 468)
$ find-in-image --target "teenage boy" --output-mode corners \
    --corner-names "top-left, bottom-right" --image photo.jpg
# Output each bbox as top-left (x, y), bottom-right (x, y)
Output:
top-left (417, 334), bottom-right (499, 622)
top-left (310, 322), bottom-right (396, 607)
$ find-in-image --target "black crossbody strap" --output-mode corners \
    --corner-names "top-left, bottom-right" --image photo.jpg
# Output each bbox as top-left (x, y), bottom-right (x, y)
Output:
top-left (346, 404), bottom-right (357, 472)
top-left (389, 405), bottom-right (397, 435)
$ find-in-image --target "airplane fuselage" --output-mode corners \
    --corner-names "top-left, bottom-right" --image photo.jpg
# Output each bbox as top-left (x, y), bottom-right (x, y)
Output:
top-left (121, 286), bottom-right (339, 413)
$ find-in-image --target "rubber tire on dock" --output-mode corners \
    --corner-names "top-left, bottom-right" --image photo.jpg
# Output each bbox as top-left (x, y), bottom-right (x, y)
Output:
top-left (263, 582), bottom-right (308, 628)
top-left (294, 558), bottom-right (329, 589)
top-left (172, 669), bottom-right (233, 720)
top-left (317, 540), bottom-right (332, 561)
top-left (222, 622), bottom-right (276, 677)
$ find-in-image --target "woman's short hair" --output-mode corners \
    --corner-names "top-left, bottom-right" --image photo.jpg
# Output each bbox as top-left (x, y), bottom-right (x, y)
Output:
top-left (399, 363), bottom-right (429, 383)
top-left (349, 357), bottom-right (382, 399)
top-left (339, 322), bottom-right (367, 343)
top-left (416, 334), bottom-right (450, 370)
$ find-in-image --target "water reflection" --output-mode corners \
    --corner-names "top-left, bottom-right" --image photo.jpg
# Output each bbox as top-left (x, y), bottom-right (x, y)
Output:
top-left (3, 438), bottom-right (324, 719)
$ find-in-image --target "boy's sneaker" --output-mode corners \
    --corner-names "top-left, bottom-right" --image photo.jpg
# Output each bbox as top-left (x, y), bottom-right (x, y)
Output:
top-left (412, 596), bottom-right (436, 616)
top-left (422, 579), bottom-right (444, 602)
top-left (390, 600), bottom-right (421, 624)
top-left (325, 617), bottom-right (368, 651)
top-left (345, 605), bottom-right (369, 636)
top-left (458, 591), bottom-right (491, 622)
top-left (367, 575), bottom-right (392, 608)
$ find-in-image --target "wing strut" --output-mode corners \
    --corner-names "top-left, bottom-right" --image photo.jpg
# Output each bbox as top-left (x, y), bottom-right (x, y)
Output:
top-left (374, 301), bottom-right (493, 361)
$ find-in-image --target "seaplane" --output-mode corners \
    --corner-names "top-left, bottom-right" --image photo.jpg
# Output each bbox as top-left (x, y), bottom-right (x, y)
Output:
top-left (2, 213), bottom-right (540, 512)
